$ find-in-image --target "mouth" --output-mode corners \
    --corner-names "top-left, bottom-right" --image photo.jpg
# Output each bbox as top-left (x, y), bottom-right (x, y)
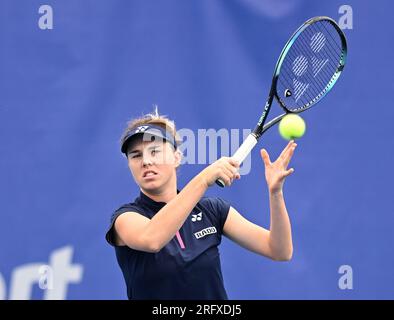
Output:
top-left (142, 170), bottom-right (158, 179)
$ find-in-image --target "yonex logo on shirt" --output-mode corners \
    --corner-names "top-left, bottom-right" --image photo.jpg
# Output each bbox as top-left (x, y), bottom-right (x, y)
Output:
top-left (191, 212), bottom-right (202, 222)
top-left (194, 227), bottom-right (217, 239)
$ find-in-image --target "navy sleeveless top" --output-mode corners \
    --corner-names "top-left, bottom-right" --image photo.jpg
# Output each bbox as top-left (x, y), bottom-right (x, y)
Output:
top-left (105, 191), bottom-right (230, 300)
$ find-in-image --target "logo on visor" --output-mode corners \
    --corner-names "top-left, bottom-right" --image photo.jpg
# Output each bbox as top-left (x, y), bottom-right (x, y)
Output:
top-left (135, 126), bottom-right (149, 133)
top-left (191, 212), bottom-right (203, 222)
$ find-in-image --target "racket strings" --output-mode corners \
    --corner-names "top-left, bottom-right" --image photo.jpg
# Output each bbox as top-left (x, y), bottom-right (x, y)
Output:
top-left (303, 21), bottom-right (343, 67)
top-left (319, 21), bottom-right (344, 55)
top-left (292, 27), bottom-right (340, 91)
top-left (309, 22), bottom-right (342, 57)
top-left (302, 23), bottom-right (343, 93)
top-left (304, 22), bottom-right (343, 72)
top-left (276, 20), bottom-right (345, 111)
top-left (280, 43), bottom-right (331, 108)
top-left (303, 22), bottom-right (343, 76)
top-left (291, 24), bottom-right (341, 86)
top-left (279, 57), bottom-right (316, 108)
top-left (279, 47), bottom-right (327, 107)
top-left (284, 40), bottom-right (334, 96)
top-left (318, 21), bottom-right (347, 73)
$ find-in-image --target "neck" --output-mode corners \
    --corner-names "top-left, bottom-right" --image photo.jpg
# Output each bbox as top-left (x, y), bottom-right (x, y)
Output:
top-left (141, 187), bottom-right (177, 203)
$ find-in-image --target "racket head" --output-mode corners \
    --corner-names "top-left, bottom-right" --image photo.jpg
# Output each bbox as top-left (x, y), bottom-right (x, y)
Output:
top-left (272, 16), bottom-right (347, 112)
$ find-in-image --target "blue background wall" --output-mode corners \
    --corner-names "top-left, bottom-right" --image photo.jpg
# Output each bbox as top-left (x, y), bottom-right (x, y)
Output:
top-left (1, 0), bottom-right (393, 299)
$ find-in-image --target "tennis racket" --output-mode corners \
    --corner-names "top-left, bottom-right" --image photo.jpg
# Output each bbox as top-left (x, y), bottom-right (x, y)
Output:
top-left (216, 16), bottom-right (347, 187)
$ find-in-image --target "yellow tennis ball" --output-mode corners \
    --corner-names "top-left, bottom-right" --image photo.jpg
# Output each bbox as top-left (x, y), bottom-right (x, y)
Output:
top-left (279, 114), bottom-right (306, 140)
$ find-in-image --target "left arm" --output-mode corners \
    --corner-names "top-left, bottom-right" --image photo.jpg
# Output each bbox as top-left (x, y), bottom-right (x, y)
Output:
top-left (223, 140), bottom-right (297, 261)
top-left (266, 190), bottom-right (293, 261)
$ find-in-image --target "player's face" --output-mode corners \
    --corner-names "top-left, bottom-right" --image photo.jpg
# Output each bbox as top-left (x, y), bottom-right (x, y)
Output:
top-left (126, 138), bottom-right (180, 193)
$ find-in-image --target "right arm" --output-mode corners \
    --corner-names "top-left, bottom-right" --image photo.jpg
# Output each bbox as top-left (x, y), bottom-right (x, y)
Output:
top-left (114, 157), bottom-right (240, 252)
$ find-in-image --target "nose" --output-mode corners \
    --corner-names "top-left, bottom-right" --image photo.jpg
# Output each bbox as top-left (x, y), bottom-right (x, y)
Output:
top-left (142, 152), bottom-right (153, 167)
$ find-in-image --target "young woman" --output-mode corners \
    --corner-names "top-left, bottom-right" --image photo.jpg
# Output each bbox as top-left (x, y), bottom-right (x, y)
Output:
top-left (105, 111), bottom-right (297, 300)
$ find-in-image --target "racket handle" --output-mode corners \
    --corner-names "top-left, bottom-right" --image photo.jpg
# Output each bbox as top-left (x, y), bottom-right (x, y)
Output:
top-left (215, 134), bottom-right (258, 187)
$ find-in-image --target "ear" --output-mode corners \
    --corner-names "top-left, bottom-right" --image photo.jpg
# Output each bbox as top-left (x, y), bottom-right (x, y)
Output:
top-left (174, 149), bottom-right (182, 168)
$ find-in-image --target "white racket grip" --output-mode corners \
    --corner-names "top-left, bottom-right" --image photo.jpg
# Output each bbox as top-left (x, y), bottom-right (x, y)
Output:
top-left (232, 134), bottom-right (258, 164)
top-left (215, 134), bottom-right (258, 187)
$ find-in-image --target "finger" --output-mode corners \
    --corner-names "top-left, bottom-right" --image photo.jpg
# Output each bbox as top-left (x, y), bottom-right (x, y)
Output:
top-left (283, 142), bottom-right (296, 159)
top-left (278, 140), bottom-right (294, 160)
top-left (283, 167), bottom-right (295, 177)
top-left (224, 161), bottom-right (239, 176)
top-left (222, 165), bottom-right (236, 180)
top-left (260, 149), bottom-right (271, 165)
top-left (283, 144), bottom-right (297, 168)
top-left (218, 173), bottom-right (232, 186)
top-left (219, 157), bottom-right (240, 172)
top-left (229, 157), bottom-right (240, 168)
top-left (226, 174), bottom-right (234, 186)
top-left (228, 169), bottom-right (240, 182)
top-left (278, 140), bottom-right (294, 161)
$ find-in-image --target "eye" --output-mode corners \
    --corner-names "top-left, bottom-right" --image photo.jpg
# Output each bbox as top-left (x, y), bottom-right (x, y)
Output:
top-left (152, 149), bottom-right (161, 155)
top-left (130, 154), bottom-right (141, 159)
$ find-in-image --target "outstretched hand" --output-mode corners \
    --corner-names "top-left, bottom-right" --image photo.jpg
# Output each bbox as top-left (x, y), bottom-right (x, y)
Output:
top-left (260, 140), bottom-right (297, 194)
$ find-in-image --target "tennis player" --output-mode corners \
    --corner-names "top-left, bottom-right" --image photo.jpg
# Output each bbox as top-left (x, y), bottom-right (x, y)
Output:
top-left (105, 110), bottom-right (296, 300)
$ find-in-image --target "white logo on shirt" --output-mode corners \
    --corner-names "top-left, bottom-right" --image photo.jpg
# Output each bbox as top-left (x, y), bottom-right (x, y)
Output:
top-left (191, 212), bottom-right (202, 222)
top-left (194, 227), bottom-right (217, 239)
